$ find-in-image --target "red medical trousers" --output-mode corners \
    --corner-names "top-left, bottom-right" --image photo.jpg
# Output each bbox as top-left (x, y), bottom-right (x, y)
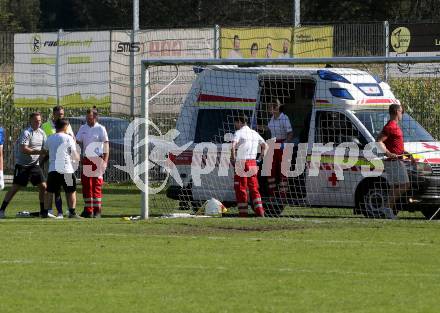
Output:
top-left (81, 157), bottom-right (104, 215)
top-left (268, 140), bottom-right (288, 198)
top-left (234, 159), bottom-right (264, 217)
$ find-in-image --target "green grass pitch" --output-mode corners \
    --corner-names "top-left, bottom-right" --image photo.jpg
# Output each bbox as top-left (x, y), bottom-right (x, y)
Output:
top-left (1, 184), bottom-right (440, 313)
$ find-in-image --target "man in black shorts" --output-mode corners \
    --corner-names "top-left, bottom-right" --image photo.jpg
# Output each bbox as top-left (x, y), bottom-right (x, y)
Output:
top-left (42, 118), bottom-right (79, 218)
top-left (0, 112), bottom-right (47, 219)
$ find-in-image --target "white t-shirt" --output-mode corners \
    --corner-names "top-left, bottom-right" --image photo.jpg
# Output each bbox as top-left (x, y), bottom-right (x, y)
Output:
top-left (228, 49), bottom-right (243, 58)
top-left (268, 113), bottom-right (293, 141)
top-left (76, 122), bottom-right (109, 158)
top-left (44, 133), bottom-right (77, 173)
top-left (232, 125), bottom-right (265, 160)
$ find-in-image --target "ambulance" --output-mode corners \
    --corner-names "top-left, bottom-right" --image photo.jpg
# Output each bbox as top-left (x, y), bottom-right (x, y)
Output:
top-left (166, 66), bottom-right (440, 219)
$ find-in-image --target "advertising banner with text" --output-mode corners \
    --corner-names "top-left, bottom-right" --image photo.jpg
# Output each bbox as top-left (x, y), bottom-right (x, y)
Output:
top-left (293, 26), bottom-right (334, 58)
top-left (220, 27), bottom-right (292, 59)
top-left (220, 26), bottom-right (333, 60)
top-left (389, 23), bottom-right (440, 77)
top-left (14, 31), bottom-right (111, 108)
top-left (111, 28), bottom-right (215, 115)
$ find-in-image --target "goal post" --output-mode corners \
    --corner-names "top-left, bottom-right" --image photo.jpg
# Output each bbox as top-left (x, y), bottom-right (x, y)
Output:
top-left (140, 56), bottom-right (440, 220)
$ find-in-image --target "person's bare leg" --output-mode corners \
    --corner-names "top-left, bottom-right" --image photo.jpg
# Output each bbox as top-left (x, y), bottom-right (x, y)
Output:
top-left (66, 191), bottom-right (76, 210)
top-left (0, 184), bottom-right (22, 216)
top-left (388, 185), bottom-right (398, 211)
top-left (390, 183), bottom-right (410, 209)
top-left (3, 184), bottom-right (22, 203)
top-left (388, 182), bottom-right (409, 215)
top-left (45, 192), bottom-right (53, 210)
top-left (38, 182), bottom-right (47, 204)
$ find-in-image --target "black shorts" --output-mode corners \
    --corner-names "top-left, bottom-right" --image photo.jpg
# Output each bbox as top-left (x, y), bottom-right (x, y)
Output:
top-left (47, 171), bottom-right (77, 194)
top-left (13, 164), bottom-right (45, 187)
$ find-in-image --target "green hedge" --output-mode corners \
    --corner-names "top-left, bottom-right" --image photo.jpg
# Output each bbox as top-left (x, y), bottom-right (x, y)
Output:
top-left (389, 78), bottom-right (440, 140)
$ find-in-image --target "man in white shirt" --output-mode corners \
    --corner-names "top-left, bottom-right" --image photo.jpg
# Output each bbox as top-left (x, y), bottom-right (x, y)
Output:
top-left (76, 107), bottom-right (109, 218)
top-left (42, 118), bottom-right (80, 218)
top-left (231, 113), bottom-right (268, 217)
top-left (41, 105), bottom-right (75, 217)
top-left (267, 99), bottom-right (293, 198)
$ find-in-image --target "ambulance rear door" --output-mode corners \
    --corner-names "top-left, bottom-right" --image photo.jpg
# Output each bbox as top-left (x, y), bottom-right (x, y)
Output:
top-left (191, 69), bottom-right (260, 202)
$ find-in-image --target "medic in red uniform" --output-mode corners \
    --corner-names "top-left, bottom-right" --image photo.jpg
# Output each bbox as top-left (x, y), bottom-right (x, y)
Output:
top-left (231, 113), bottom-right (268, 217)
top-left (76, 107), bottom-right (109, 218)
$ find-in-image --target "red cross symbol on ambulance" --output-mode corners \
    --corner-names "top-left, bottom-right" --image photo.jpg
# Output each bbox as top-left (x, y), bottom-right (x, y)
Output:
top-left (422, 142), bottom-right (440, 151)
top-left (328, 172), bottom-right (339, 187)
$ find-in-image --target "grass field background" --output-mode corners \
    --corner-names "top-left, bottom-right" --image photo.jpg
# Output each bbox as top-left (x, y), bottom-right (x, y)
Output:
top-left (1, 184), bottom-right (439, 313)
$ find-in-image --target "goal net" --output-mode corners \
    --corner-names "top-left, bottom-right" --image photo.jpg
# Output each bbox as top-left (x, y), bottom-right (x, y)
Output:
top-left (138, 57), bottom-right (440, 220)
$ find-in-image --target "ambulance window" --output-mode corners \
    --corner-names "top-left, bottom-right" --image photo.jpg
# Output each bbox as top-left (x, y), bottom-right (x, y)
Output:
top-left (194, 109), bottom-right (252, 143)
top-left (315, 111), bottom-right (367, 146)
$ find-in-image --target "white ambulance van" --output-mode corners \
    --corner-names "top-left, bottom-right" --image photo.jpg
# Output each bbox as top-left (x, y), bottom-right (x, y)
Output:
top-left (166, 66), bottom-right (440, 219)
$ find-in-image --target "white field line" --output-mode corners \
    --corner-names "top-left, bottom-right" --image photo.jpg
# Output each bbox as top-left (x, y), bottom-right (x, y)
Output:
top-left (1, 259), bottom-right (438, 279)
top-left (5, 231), bottom-right (436, 247)
top-left (0, 259), bottom-right (97, 265)
top-left (97, 233), bottom-right (436, 247)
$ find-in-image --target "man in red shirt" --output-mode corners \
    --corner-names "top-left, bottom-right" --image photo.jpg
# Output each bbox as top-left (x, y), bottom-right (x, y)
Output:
top-left (377, 104), bottom-right (410, 219)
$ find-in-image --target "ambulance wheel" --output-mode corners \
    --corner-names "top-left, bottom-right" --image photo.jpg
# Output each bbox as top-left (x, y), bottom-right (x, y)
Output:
top-left (421, 206), bottom-right (440, 220)
top-left (357, 180), bottom-right (389, 219)
top-left (264, 202), bottom-right (284, 217)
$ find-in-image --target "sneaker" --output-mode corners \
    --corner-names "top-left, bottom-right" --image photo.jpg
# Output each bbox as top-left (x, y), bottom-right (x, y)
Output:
top-left (0, 210), bottom-right (5, 219)
top-left (16, 211), bottom-right (32, 218)
top-left (56, 213), bottom-right (64, 219)
top-left (47, 212), bottom-right (56, 219)
top-left (80, 210), bottom-right (92, 218)
top-left (93, 212), bottom-right (102, 218)
top-left (382, 208), bottom-right (397, 220)
top-left (68, 212), bottom-right (82, 219)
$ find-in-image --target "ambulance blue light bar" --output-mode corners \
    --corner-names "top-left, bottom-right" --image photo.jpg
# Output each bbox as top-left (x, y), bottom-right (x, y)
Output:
top-left (329, 88), bottom-right (354, 100)
top-left (317, 70), bottom-right (350, 84)
top-left (193, 66), bottom-right (205, 74)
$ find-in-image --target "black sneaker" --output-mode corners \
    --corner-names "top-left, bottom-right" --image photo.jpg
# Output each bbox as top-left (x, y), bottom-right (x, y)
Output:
top-left (40, 209), bottom-right (49, 218)
top-left (80, 211), bottom-right (92, 218)
top-left (68, 212), bottom-right (82, 219)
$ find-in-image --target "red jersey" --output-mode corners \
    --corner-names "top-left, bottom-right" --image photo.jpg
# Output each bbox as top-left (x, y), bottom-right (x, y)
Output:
top-left (382, 120), bottom-right (404, 155)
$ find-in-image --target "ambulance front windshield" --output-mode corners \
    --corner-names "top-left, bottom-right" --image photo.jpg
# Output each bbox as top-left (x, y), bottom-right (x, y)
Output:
top-left (354, 110), bottom-right (435, 142)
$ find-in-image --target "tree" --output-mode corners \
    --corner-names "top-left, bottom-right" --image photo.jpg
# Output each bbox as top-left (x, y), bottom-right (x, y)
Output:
top-left (40, 0), bottom-right (78, 31)
top-left (0, 0), bottom-right (40, 32)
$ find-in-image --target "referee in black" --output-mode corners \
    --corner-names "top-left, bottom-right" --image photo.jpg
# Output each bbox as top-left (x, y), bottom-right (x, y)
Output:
top-left (0, 112), bottom-right (47, 219)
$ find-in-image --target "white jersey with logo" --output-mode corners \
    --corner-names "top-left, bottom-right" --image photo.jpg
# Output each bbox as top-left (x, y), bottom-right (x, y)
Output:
top-left (44, 133), bottom-right (77, 173)
top-left (76, 122), bottom-right (109, 158)
top-left (232, 125), bottom-right (265, 160)
top-left (268, 113), bottom-right (293, 141)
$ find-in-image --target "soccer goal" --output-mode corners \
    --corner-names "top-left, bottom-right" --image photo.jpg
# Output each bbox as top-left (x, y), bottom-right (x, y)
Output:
top-left (139, 56), bottom-right (440, 220)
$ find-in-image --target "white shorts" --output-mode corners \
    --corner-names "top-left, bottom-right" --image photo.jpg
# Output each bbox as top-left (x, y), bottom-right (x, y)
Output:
top-left (384, 159), bottom-right (409, 185)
